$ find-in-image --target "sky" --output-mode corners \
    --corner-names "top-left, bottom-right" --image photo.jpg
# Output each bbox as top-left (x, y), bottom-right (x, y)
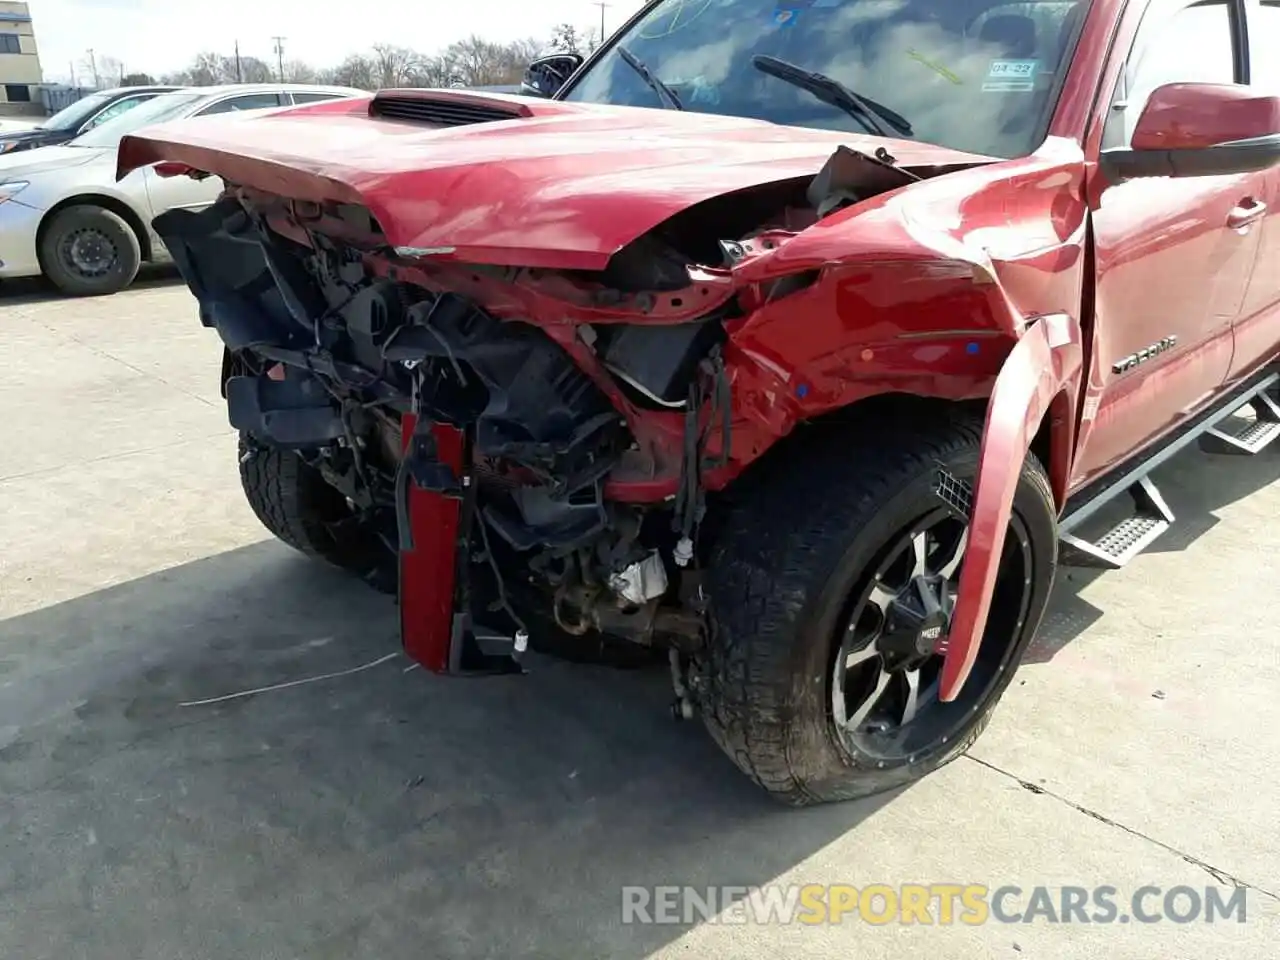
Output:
top-left (27, 0), bottom-right (649, 84)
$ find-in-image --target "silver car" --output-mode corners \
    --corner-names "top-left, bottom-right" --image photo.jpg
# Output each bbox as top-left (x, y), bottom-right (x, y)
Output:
top-left (0, 83), bottom-right (366, 296)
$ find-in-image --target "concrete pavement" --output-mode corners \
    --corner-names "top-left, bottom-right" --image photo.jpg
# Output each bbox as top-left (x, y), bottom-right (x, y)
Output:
top-left (1, 277), bottom-right (1277, 958)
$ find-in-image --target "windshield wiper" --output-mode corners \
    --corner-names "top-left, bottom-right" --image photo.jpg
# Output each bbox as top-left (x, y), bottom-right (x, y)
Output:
top-left (752, 55), bottom-right (912, 139)
top-left (617, 45), bottom-right (684, 111)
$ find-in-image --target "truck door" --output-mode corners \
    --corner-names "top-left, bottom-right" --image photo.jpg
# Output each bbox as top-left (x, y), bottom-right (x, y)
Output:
top-left (1072, 0), bottom-right (1264, 486)
top-left (1227, 0), bottom-right (1280, 383)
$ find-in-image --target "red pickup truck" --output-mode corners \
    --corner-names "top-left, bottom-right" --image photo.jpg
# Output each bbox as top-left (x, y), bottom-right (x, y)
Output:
top-left (117, 0), bottom-right (1280, 805)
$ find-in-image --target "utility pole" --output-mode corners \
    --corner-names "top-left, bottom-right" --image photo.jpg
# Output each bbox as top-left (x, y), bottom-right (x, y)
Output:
top-left (271, 36), bottom-right (286, 83)
top-left (86, 48), bottom-right (99, 88)
top-left (69, 60), bottom-right (76, 88)
top-left (592, 2), bottom-right (611, 42)
top-left (234, 39), bottom-right (243, 82)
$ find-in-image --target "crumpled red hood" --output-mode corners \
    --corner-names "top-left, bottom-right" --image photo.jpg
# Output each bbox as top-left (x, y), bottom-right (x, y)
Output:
top-left (117, 90), bottom-right (992, 271)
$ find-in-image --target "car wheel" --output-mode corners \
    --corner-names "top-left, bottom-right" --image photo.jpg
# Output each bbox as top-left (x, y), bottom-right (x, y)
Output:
top-left (39, 204), bottom-right (141, 296)
top-left (238, 434), bottom-right (396, 593)
top-left (700, 409), bottom-right (1058, 806)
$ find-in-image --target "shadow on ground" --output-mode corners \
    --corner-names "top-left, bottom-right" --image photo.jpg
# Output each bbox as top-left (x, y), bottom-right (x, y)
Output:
top-left (0, 543), bottom-right (898, 960)
top-left (0, 266), bottom-right (183, 306)
top-left (0, 441), bottom-right (1275, 959)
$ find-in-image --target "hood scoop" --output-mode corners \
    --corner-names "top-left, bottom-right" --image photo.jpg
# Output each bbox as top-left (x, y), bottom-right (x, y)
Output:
top-left (368, 90), bottom-right (529, 128)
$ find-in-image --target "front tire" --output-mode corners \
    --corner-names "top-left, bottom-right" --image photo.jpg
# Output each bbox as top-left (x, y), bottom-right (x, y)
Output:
top-left (39, 204), bottom-right (141, 296)
top-left (700, 410), bottom-right (1058, 806)
top-left (238, 435), bottom-right (394, 592)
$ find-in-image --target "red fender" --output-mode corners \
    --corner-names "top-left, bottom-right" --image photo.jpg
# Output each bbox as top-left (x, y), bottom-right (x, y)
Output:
top-left (939, 313), bottom-right (1083, 702)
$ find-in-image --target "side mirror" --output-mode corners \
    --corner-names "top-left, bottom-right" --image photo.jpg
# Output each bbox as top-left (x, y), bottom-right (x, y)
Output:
top-left (1101, 83), bottom-right (1280, 182)
top-left (520, 53), bottom-right (584, 98)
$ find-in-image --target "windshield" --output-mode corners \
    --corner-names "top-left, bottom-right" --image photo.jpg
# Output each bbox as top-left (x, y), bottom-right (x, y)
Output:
top-left (42, 91), bottom-right (118, 132)
top-left (69, 92), bottom-right (207, 149)
top-left (562, 0), bottom-right (1091, 158)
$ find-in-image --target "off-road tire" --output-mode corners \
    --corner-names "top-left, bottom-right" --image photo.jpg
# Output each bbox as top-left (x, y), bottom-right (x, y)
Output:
top-left (238, 435), bottom-right (393, 592)
top-left (700, 409), bottom-right (1058, 806)
top-left (39, 204), bottom-right (141, 296)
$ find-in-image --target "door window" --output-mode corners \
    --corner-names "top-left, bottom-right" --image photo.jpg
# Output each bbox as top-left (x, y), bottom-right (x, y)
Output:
top-left (83, 95), bottom-right (154, 130)
top-left (1250, 2), bottom-right (1280, 92)
top-left (290, 91), bottom-right (344, 104)
top-left (196, 92), bottom-right (286, 116)
top-left (1103, 0), bottom-right (1241, 148)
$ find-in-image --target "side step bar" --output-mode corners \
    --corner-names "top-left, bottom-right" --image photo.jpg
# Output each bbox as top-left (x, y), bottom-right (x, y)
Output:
top-left (1058, 369), bottom-right (1278, 569)
top-left (1200, 390), bottom-right (1280, 455)
top-left (1060, 476), bottom-right (1174, 569)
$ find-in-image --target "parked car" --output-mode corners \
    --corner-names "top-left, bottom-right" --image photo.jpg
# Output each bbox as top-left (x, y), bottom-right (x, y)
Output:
top-left (0, 83), bottom-right (365, 295)
top-left (0, 117), bottom-right (42, 134)
top-left (118, 0), bottom-right (1280, 806)
top-left (0, 85), bottom-right (182, 156)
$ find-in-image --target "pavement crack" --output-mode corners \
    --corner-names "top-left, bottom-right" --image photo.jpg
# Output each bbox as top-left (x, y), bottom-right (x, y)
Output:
top-left (30, 316), bottom-right (217, 408)
top-left (0, 431), bottom-right (234, 485)
top-left (967, 755), bottom-right (1280, 902)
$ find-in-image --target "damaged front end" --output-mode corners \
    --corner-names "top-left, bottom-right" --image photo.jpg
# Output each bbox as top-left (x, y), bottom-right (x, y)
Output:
top-left (158, 195), bottom-right (741, 675)
top-left (149, 135), bottom-right (979, 679)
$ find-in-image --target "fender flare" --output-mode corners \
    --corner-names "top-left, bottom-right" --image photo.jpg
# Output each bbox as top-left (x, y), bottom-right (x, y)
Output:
top-left (940, 313), bottom-right (1083, 702)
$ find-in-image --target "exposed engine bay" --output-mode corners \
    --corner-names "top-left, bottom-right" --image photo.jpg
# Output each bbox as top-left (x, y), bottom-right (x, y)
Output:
top-left (152, 143), bottom-right (960, 674)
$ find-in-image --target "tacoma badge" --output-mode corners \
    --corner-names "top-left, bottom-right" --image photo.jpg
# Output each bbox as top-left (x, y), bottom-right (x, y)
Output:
top-left (1113, 336), bottom-right (1178, 375)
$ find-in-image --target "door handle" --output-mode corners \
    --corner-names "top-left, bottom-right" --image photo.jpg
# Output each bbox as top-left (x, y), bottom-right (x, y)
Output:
top-left (1228, 199), bottom-right (1268, 231)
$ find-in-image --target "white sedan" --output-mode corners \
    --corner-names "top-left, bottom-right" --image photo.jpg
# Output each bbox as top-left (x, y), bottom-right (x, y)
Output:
top-left (0, 83), bottom-right (365, 296)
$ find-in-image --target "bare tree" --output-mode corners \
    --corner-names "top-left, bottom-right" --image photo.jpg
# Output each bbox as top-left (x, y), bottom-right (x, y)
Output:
top-left (98, 55), bottom-right (125, 86)
top-left (371, 43), bottom-right (424, 88)
top-left (508, 37), bottom-right (545, 64)
top-left (283, 59), bottom-right (317, 83)
top-left (444, 35), bottom-right (516, 87)
top-left (496, 36), bottom-right (544, 81)
top-left (166, 52), bottom-right (223, 85)
top-left (319, 53), bottom-right (377, 90)
top-left (408, 54), bottom-right (457, 88)
top-left (157, 35), bottom-right (573, 95)
top-left (237, 56), bottom-right (275, 83)
top-left (548, 23), bottom-right (588, 55)
top-left (78, 52), bottom-right (124, 88)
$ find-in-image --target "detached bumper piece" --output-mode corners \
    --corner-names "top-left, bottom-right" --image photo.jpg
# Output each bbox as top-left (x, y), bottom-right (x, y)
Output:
top-left (398, 414), bottom-right (524, 676)
top-left (226, 374), bottom-right (345, 448)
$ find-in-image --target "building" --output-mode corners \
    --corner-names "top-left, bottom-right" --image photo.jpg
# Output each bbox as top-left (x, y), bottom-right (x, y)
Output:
top-left (0, 1), bottom-right (43, 117)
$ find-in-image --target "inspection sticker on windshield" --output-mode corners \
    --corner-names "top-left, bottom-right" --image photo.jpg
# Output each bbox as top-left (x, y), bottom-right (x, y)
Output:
top-left (983, 59), bottom-right (1038, 92)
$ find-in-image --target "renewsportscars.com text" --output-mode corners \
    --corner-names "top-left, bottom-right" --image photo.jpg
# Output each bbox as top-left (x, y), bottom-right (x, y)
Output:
top-left (620, 884), bottom-right (1249, 926)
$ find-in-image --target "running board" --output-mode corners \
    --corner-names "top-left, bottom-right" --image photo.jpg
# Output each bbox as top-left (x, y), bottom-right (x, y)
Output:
top-left (1058, 367), bottom-right (1279, 570)
top-left (1059, 476), bottom-right (1174, 569)
top-left (1199, 390), bottom-right (1280, 455)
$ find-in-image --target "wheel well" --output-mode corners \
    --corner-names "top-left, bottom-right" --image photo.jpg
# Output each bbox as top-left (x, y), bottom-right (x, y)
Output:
top-left (727, 392), bottom-right (1072, 508)
top-left (36, 194), bottom-right (153, 264)
top-left (1030, 388), bottom-right (1075, 510)
top-left (717, 394), bottom-right (984, 501)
